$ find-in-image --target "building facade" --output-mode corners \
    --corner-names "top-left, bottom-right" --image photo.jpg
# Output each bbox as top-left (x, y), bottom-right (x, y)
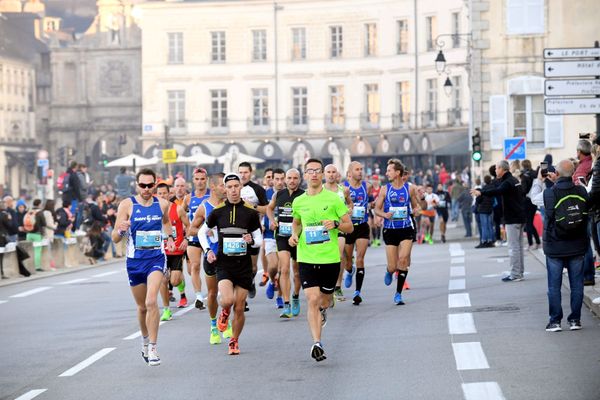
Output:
top-left (138, 0), bottom-right (471, 171)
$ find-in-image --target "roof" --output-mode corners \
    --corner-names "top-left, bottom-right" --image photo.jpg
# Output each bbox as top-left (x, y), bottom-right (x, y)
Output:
top-left (0, 12), bottom-right (49, 63)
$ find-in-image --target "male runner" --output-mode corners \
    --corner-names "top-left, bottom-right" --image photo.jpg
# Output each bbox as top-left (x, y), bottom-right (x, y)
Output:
top-left (343, 161), bottom-right (373, 305)
top-left (266, 168), bottom-right (304, 318)
top-left (184, 167), bottom-right (210, 310)
top-left (435, 183), bottom-right (451, 243)
top-left (374, 159), bottom-right (421, 305)
top-left (289, 159), bottom-right (353, 361)
top-left (155, 182), bottom-right (190, 322)
top-left (264, 169), bottom-right (285, 305)
top-left (200, 173), bottom-right (263, 355)
top-left (420, 185), bottom-right (439, 244)
top-left (171, 177), bottom-right (189, 306)
top-left (323, 164), bottom-right (353, 302)
top-left (369, 175), bottom-right (383, 247)
top-left (259, 168), bottom-right (275, 287)
top-left (112, 168), bottom-right (175, 366)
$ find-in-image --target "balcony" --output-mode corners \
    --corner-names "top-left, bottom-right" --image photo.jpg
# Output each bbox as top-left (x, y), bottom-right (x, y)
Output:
top-left (324, 114), bottom-right (345, 132)
top-left (392, 113), bottom-right (411, 130)
top-left (447, 108), bottom-right (463, 127)
top-left (421, 111), bottom-right (437, 128)
top-left (360, 113), bottom-right (380, 130)
top-left (208, 118), bottom-right (229, 135)
top-left (247, 117), bottom-right (270, 134)
top-left (287, 116), bottom-right (309, 133)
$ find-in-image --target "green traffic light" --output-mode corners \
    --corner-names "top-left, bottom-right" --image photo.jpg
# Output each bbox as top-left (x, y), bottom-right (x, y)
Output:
top-left (103, 160), bottom-right (108, 166)
top-left (472, 151), bottom-right (482, 162)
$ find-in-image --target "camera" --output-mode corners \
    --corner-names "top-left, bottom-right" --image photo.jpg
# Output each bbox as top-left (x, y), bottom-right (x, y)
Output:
top-left (540, 161), bottom-right (548, 178)
top-left (579, 133), bottom-right (591, 139)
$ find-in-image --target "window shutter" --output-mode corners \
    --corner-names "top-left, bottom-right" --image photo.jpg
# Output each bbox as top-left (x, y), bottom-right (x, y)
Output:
top-left (544, 115), bottom-right (563, 148)
top-left (489, 95), bottom-right (507, 150)
top-left (526, 0), bottom-right (544, 34)
top-left (506, 0), bottom-right (525, 34)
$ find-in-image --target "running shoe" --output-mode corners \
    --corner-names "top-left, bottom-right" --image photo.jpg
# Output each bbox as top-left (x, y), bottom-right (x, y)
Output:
top-left (141, 344), bottom-right (149, 363)
top-left (210, 326), bottom-right (222, 345)
top-left (276, 296), bottom-right (284, 309)
top-left (249, 282), bottom-right (257, 299)
top-left (384, 271), bottom-right (393, 286)
top-left (310, 342), bottom-right (326, 362)
top-left (148, 344), bottom-right (160, 366)
top-left (177, 296), bottom-right (188, 308)
top-left (403, 280), bottom-right (411, 290)
top-left (228, 338), bottom-right (240, 355)
top-left (195, 298), bottom-right (206, 310)
top-left (344, 266), bottom-right (355, 289)
top-left (169, 291), bottom-right (175, 302)
top-left (441, 234), bottom-right (446, 243)
top-left (545, 322), bottom-right (562, 332)
top-left (266, 281), bottom-right (275, 299)
top-left (501, 275), bottom-right (524, 282)
top-left (427, 236), bottom-right (434, 245)
top-left (259, 273), bottom-right (269, 287)
top-left (244, 301), bottom-right (250, 312)
top-left (160, 308), bottom-right (172, 321)
top-left (292, 297), bottom-right (300, 316)
top-left (334, 288), bottom-right (346, 302)
top-left (320, 308), bottom-right (327, 327)
top-left (568, 320), bottom-right (582, 331)
top-left (394, 292), bottom-right (405, 305)
top-left (280, 303), bottom-right (292, 318)
top-left (223, 322), bottom-right (233, 339)
top-left (352, 290), bottom-right (362, 306)
top-left (217, 309), bottom-right (230, 332)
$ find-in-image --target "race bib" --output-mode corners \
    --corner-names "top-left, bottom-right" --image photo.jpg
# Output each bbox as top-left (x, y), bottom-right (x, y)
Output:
top-left (438, 200), bottom-right (447, 208)
top-left (305, 225), bottom-right (330, 245)
top-left (278, 222), bottom-right (292, 237)
top-left (171, 224), bottom-right (178, 240)
top-left (135, 230), bottom-right (162, 250)
top-left (223, 237), bottom-right (247, 256)
top-left (352, 206), bottom-right (366, 221)
top-left (390, 206), bottom-right (408, 220)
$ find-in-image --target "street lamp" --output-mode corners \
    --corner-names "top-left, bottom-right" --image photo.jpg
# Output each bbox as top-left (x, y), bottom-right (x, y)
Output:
top-left (443, 76), bottom-right (453, 97)
top-left (435, 50), bottom-right (447, 74)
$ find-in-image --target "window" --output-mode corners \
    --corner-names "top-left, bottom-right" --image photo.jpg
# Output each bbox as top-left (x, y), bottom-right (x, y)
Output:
top-left (365, 23), bottom-right (377, 56)
top-left (252, 88), bottom-right (269, 127)
top-left (167, 32), bottom-right (183, 64)
top-left (451, 12), bottom-right (460, 48)
top-left (211, 31), bottom-right (226, 63)
top-left (365, 84), bottom-right (380, 125)
top-left (329, 85), bottom-right (345, 127)
top-left (425, 78), bottom-right (437, 126)
top-left (397, 20), bottom-right (409, 54)
top-left (512, 95), bottom-right (544, 143)
top-left (330, 26), bottom-right (343, 58)
top-left (252, 29), bottom-right (267, 62)
top-left (425, 16), bottom-right (437, 51)
top-left (211, 89), bottom-right (228, 128)
top-left (292, 87), bottom-right (307, 126)
top-left (451, 76), bottom-right (461, 110)
top-left (167, 90), bottom-right (186, 128)
top-left (291, 27), bottom-right (306, 60)
top-left (506, 0), bottom-right (544, 35)
top-left (396, 81), bottom-right (410, 127)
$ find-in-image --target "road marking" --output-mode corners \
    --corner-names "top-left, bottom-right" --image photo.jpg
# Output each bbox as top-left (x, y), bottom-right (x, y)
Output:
top-left (173, 306), bottom-right (195, 317)
top-left (462, 382), bottom-right (505, 400)
top-left (123, 321), bottom-right (167, 340)
top-left (92, 270), bottom-right (120, 278)
top-left (450, 266), bottom-right (465, 277)
top-left (57, 278), bottom-right (89, 285)
top-left (10, 287), bottom-right (52, 298)
top-left (14, 389), bottom-right (48, 400)
top-left (448, 293), bottom-right (471, 308)
top-left (59, 348), bottom-right (116, 377)
top-left (448, 313), bottom-right (477, 335)
top-left (0, 300), bottom-right (7, 305)
top-left (452, 342), bottom-right (490, 370)
top-left (482, 271), bottom-right (531, 278)
top-left (451, 257), bottom-right (465, 264)
top-left (450, 250), bottom-right (465, 257)
top-left (497, 258), bottom-right (505, 263)
top-left (448, 279), bottom-right (466, 291)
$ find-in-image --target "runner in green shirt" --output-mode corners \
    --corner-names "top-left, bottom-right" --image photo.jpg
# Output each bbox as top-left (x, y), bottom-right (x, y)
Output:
top-left (289, 158), bottom-right (353, 362)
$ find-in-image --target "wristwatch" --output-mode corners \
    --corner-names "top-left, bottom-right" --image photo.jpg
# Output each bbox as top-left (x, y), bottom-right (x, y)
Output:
top-left (334, 220), bottom-right (340, 228)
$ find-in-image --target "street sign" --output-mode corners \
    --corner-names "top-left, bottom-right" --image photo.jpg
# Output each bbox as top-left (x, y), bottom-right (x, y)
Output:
top-left (545, 98), bottom-right (600, 115)
top-left (544, 47), bottom-right (600, 59)
top-left (162, 149), bottom-right (177, 164)
top-left (37, 159), bottom-right (49, 168)
top-left (503, 138), bottom-right (526, 161)
top-left (544, 60), bottom-right (600, 78)
top-left (545, 79), bottom-right (600, 96)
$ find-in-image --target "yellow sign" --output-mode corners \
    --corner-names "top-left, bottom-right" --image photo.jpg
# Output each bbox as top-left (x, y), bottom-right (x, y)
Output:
top-left (162, 149), bottom-right (177, 164)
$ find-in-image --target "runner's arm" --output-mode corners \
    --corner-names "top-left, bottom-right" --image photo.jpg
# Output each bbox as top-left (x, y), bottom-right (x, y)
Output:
top-left (344, 187), bottom-right (353, 211)
top-left (198, 223), bottom-right (211, 252)
top-left (373, 185), bottom-right (389, 218)
top-left (160, 199), bottom-right (176, 250)
top-left (337, 213), bottom-right (354, 234)
top-left (111, 199), bottom-right (131, 243)
top-left (265, 193), bottom-right (277, 229)
top-left (187, 205), bottom-right (205, 237)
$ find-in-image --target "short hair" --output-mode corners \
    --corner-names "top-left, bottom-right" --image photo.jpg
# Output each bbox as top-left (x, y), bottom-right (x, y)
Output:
top-left (69, 161), bottom-right (78, 169)
top-left (120, 167), bottom-right (126, 174)
top-left (577, 139), bottom-right (592, 156)
top-left (136, 168), bottom-right (156, 182)
top-left (556, 159), bottom-right (575, 178)
top-left (496, 160), bottom-right (509, 171)
top-left (33, 198), bottom-right (42, 207)
top-left (238, 161), bottom-right (253, 171)
top-left (304, 158), bottom-right (324, 169)
top-left (156, 182), bottom-right (170, 191)
top-left (210, 172), bottom-right (225, 185)
top-left (286, 168), bottom-right (301, 177)
top-left (521, 159), bottom-right (532, 170)
top-left (273, 168), bottom-right (285, 176)
top-left (387, 158), bottom-right (405, 174)
top-left (489, 165), bottom-right (497, 177)
top-left (264, 167), bottom-right (273, 175)
top-left (484, 175), bottom-right (492, 185)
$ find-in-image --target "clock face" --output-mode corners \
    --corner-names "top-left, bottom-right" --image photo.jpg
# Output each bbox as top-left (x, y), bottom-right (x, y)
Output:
top-left (357, 141), bottom-right (366, 154)
top-left (381, 139), bottom-right (390, 153)
top-left (263, 144), bottom-right (274, 157)
top-left (328, 142), bottom-right (338, 154)
top-left (403, 138), bottom-right (410, 152)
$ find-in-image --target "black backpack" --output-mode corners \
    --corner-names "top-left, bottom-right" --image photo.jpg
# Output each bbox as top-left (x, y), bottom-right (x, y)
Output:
top-left (551, 187), bottom-right (587, 238)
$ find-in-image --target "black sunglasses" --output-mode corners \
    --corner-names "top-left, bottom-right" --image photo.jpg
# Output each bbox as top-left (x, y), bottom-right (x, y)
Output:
top-left (138, 182), bottom-right (155, 189)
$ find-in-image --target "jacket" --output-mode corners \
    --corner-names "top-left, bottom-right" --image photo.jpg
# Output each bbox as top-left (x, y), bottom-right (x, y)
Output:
top-left (573, 155), bottom-right (592, 185)
top-left (542, 177), bottom-right (589, 257)
top-left (475, 184), bottom-right (494, 214)
top-left (480, 171), bottom-right (526, 224)
top-left (62, 167), bottom-right (83, 204)
top-left (588, 156), bottom-right (600, 222)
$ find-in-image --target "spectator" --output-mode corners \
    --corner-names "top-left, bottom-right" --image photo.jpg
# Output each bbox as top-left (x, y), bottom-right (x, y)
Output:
top-left (520, 159), bottom-right (541, 250)
top-left (16, 199), bottom-right (27, 241)
top-left (472, 160), bottom-right (527, 282)
top-left (24, 199), bottom-right (46, 271)
top-left (77, 164), bottom-right (90, 200)
top-left (488, 165), bottom-right (504, 244)
top-left (457, 187), bottom-right (473, 237)
top-left (83, 194), bottom-right (111, 256)
top-left (55, 202), bottom-right (73, 238)
top-left (3, 196), bottom-right (19, 242)
top-left (589, 135), bottom-right (600, 304)
top-left (540, 159), bottom-right (588, 332)
top-left (451, 179), bottom-right (465, 222)
top-left (475, 175), bottom-right (495, 248)
top-left (42, 200), bottom-right (58, 269)
top-left (473, 177), bottom-right (482, 243)
top-left (61, 161), bottom-right (83, 219)
top-left (85, 221), bottom-right (107, 263)
top-left (114, 167), bottom-right (135, 199)
top-left (101, 192), bottom-right (118, 257)
top-left (0, 200), bottom-right (11, 278)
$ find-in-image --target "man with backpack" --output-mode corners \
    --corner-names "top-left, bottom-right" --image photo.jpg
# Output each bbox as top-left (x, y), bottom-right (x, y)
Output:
top-left (541, 159), bottom-right (589, 332)
top-left (24, 199), bottom-right (46, 271)
top-left (60, 161), bottom-right (83, 224)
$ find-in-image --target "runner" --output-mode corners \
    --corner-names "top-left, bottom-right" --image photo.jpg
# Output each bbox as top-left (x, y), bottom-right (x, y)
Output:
top-left (264, 168), bottom-right (286, 307)
top-left (323, 164), bottom-right (353, 303)
top-left (171, 177), bottom-right (189, 307)
top-left (189, 173), bottom-right (233, 344)
top-left (435, 183), bottom-right (451, 243)
top-left (374, 159), bottom-right (421, 305)
top-left (266, 168), bottom-right (304, 318)
top-left (289, 159), bottom-right (353, 361)
top-left (369, 175), bottom-right (383, 247)
top-left (184, 167), bottom-right (210, 310)
top-left (199, 173), bottom-right (263, 355)
top-left (419, 185), bottom-right (439, 244)
top-left (112, 168), bottom-right (175, 366)
top-left (259, 168), bottom-right (275, 287)
top-left (343, 161), bottom-right (372, 305)
top-left (155, 182), bottom-right (190, 322)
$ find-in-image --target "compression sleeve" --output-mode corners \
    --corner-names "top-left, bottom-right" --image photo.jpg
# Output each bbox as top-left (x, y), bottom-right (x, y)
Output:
top-left (198, 223), bottom-right (211, 252)
top-left (250, 227), bottom-right (263, 248)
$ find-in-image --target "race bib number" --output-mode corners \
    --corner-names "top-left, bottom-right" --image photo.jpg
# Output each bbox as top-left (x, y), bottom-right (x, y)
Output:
top-left (438, 200), bottom-right (446, 208)
top-left (304, 225), bottom-right (330, 245)
top-left (278, 222), bottom-right (292, 237)
top-left (223, 237), bottom-right (247, 256)
top-left (352, 206), bottom-right (366, 221)
top-left (171, 224), bottom-right (178, 239)
top-left (135, 230), bottom-right (162, 250)
top-left (390, 206), bottom-right (408, 220)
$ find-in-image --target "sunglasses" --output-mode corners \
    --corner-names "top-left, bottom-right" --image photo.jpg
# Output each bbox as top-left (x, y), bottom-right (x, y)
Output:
top-left (138, 182), bottom-right (155, 189)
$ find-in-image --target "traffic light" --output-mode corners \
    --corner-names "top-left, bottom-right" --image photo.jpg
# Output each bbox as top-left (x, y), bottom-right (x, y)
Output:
top-left (102, 154), bottom-right (108, 167)
top-left (472, 129), bottom-right (482, 162)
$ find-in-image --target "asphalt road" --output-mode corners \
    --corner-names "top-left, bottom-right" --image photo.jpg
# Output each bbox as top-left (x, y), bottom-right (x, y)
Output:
top-left (1, 225), bottom-right (599, 400)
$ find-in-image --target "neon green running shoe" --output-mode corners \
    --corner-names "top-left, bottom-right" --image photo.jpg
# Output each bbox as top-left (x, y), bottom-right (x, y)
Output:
top-left (222, 322), bottom-right (233, 339)
top-left (160, 308), bottom-right (172, 321)
top-left (210, 326), bottom-right (221, 345)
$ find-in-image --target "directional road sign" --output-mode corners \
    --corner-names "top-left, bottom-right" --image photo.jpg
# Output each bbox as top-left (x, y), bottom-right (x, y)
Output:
top-left (544, 47), bottom-right (600, 59)
top-left (545, 79), bottom-right (600, 96)
top-left (503, 138), bottom-right (526, 161)
top-left (544, 60), bottom-right (600, 78)
top-left (545, 98), bottom-right (600, 115)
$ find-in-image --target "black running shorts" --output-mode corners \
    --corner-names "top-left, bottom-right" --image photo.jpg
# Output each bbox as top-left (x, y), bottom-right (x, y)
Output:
top-left (299, 262), bottom-right (341, 294)
top-left (203, 256), bottom-right (217, 277)
top-left (345, 222), bottom-right (370, 245)
top-left (216, 258), bottom-right (253, 291)
top-left (383, 228), bottom-right (416, 246)
top-left (436, 208), bottom-right (449, 223)
top-left (276, 236), bottom-right (297, 260)
top-left (166, 254), bottom-right (184, 271)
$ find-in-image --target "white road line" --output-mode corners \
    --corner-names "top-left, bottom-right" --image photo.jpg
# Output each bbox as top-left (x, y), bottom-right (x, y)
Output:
top-left (448, 293), bottom-right (471, 308)
top-left (0, 300), bottom-right (8, 305)
top-left (462, 382), bottom-right (505, 400)
top-left (448, 313), bottom-right (477, 335)
top-left (450, 266), bottom-right (465, 277)
top-left (173, 306), bottom-right (195, 317)
top-left (497, 258), bottom-right (505, 263)
top-left (10, 287), bottom-right (52, 298)
top-left (14, 389), bottom-right (48, 400)
top-left (59, 348), bottom-right (116, 377)
top-left (452, 342), bottom-right (490, 370)
top-left (450, 257), bottom-right (465, 264)
top-left (92, 270), bottom-right (120, 278)
top-left (448, 279), bottom-right (466, 291)
top-left (450, 250), bottom-right (465, 257)
top-left (57, 278), bottom-right (89, 285)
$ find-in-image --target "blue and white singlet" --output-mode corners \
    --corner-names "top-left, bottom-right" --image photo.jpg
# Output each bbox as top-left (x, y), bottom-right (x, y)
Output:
top-left (383, 183), bottom-right (413, 230)
top-left (345, 181), bottom-right (369, 225)
top-left (127, 196), bottom-right (165, 260)
top-left (188, 191), bottom-right (210, 243)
